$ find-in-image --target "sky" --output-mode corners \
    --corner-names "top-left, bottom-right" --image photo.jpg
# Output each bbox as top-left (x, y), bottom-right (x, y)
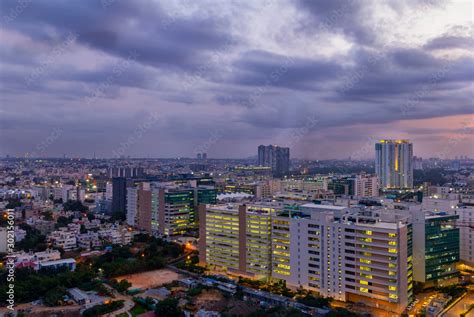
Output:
top-left (0, 0), bottom-right (473, 159)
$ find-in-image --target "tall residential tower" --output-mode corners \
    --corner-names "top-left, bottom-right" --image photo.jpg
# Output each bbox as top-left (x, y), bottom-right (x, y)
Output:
top-left (375, 140), bottom-right (413, 189)
top-left (257, 145), bottom-right (290, 177)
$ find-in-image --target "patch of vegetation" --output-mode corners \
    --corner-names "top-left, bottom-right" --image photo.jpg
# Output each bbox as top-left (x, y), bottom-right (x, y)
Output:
top-left (155, 298), bottom-right (184, 317)
top-left (85, 238), bottom-right (184, 278)
top-left (55, 215), bottom-right (74, 229)
top-left (0, 265), bottom-right (96, 304)
top-left (15, 224), bottom-right (47, 252)
top-left (43, 286), bottom-right (67, 306)
top-left (63, 200), bottom-right (88, 212)
top-left (5, 198), bottom-right (22, 209)
top-left (247, 306), bottom-right (309, 317)
top-left (109, 278), bottom-right (132, 293)
top-left (326, 308), bottom-right (364, 317)
top-left (130, 303), bottom-right (148, 317)
top-left (297, 294), bottom-right (331, 308)
top-left (83, 300), bottom-right (124, 317)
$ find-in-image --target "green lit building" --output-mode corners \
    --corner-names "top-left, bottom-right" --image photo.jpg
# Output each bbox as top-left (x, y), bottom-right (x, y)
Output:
top-left (412, 211), bottom-right (459, 287)
top-left (156, 186), bottom-right (217, 236)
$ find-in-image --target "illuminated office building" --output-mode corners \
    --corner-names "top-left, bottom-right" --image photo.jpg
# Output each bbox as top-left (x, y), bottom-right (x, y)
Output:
top-left (411, 209), bottom-right (459, 287)
top-left (199, 203), bottom-right (281, 279)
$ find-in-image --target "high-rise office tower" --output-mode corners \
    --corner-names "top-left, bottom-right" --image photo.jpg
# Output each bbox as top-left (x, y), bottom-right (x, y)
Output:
top-left (375, 140), bottom-right (413, 189)
top-left (257, 145), bottom-right (290, 177)
top-left (112, 177), bottom-right (127, 217)
top-left (411, 209), bottom-right (459, 287)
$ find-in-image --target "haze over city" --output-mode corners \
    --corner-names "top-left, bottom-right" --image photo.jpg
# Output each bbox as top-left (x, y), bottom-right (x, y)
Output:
top-left (0, 0), bottom-right (473, 159)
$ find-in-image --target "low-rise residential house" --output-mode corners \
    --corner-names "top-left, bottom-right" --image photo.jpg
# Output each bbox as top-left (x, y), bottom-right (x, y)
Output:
top-left (48, 229), bottom-right (77, 251)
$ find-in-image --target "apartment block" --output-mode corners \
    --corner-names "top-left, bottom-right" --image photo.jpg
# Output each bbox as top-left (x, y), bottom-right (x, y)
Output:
top-left (272, 204), bottom-right (412, 314)
top-left (353, 174), bottom-right (379, 198)
top-left (456, 206), bottom-right (474, 266)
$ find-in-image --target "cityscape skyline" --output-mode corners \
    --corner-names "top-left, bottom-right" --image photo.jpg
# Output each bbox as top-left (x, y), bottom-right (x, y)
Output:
top-left (0, 1), bottom-right (473, 159)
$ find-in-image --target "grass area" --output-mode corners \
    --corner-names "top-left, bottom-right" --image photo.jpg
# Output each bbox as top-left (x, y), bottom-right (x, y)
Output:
top-left (130, 304), bottom-right (148, 317)
top-left (116, 303), bottom-right (148, 317)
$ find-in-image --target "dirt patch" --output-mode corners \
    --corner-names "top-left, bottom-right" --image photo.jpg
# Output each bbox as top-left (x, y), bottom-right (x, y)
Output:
top-left (194, 289), bottom-right (227, 311)
top-left (117, 269), bottom-right (183, 289)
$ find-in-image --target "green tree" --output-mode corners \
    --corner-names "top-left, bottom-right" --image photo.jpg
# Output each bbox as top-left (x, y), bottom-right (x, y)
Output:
top-left (43, 286), bottom-right (67, 306)
top-left (155, 298), bottom-right (184, 317)
top-left (63, 200), bottom-right (88, 212)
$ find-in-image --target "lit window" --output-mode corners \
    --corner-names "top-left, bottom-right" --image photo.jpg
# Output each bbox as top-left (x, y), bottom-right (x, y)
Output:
top-left (388, 248), bottom-right (397, 253)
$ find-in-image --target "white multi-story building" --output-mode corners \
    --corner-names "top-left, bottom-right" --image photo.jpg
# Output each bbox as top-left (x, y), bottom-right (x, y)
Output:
top-left (48, 229), bottom-right (77, 251)
top-left (272, 204), bottom-right (412, 314)
top-left (457, 206), bottom-right (474, 266)
top-left (0, 228), bottom-right (7, 253)
top-left (76, 232), bottom-right (101, 250)
top-left (353, 174), bottom-right (379, 197)
top-left (126, 187), bottom-right (138, 226)
top-left (375, 140), bottom-right (413, 189)
top-left (105, 182), bottom-right (113, 200)
top-left (422, 197), bottom-right (458, 213)
top-left (34, 249), bottom-right (61, 262)
top-left (98, 227), bottom-right (132, 245)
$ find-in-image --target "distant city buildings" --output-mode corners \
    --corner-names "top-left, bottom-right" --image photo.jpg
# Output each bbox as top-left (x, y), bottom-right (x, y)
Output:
top-left (196, 153), bottom-right (207, 160)
top-left (375, 140), bottom-right (413, 189)
top-left (108, 167), bottom-right (144, 178)
top-left (258, 145), bottom-right (290, 177)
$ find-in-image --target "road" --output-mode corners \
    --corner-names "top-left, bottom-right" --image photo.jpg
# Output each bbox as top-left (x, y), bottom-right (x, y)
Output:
top-left (405, 291), bottom-right (438, 316)
top-left (443, 292), bottom-right (474, 317)
top-left (101, 283), bottom-right (135, 317)
top-left (0, 304), bottom-right (81, 316)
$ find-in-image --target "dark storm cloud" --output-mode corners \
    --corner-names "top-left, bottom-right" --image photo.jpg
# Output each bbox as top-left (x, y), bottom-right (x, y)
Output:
top-left (228, 50), bottom-right (343, 90)
top-left (294, 0), bottom-right (375, 45)
top-left (424, 35), bottom-right (474, 50)
top-left (1, 0), bottom-right (235, 71)
top-left (332, 48), bottom-right (474, 101)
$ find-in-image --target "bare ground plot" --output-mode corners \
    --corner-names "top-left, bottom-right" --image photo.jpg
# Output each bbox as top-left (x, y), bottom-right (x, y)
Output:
top-left (117, 269), bottom-right (183, 289)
